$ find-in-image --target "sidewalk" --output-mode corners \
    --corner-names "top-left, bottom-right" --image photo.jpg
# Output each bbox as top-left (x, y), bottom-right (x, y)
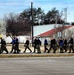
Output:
top-left (0, 44), bottom-right (74, 58)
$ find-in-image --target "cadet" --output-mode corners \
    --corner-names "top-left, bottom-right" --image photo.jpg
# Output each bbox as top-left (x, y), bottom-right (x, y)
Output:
top-left (44, 39), bottom-right (49, 53)
top-left (63, 38), bottom-right (68, 52)
top-left (36, 38), bottom-right (41, 53)
top-left (33, 37), bottom-right (41, 53)
top-left (48, 37), bottom-right (57, 53)
top-left (0, 37), bottom-right (8, 54)
top-left (15, 38), bottom-right (20, 54)
top-left (10, 36), bottom-right (16, 53)
top-left (59, 37), bottom-right (64, 53)
top-left (33, 37), bottom-right (38, 53)
top-left (68, 37), bottom-right (74, 53)
top-left (23, 38), bottom-right (32, 53)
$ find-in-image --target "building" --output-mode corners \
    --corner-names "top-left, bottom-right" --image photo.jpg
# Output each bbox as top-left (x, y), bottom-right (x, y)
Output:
top-left (33, 24), bottom-right (74, 44)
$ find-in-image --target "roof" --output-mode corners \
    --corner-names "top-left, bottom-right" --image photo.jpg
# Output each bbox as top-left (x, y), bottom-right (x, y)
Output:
top-left (38, 26), bottom-right (73, 37)
top-left (33, 24), bottom-right (54, 36)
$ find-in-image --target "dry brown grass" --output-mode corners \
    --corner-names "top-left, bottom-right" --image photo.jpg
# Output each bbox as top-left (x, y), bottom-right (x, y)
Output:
top-left (0, 53), bottom-right (74, 58)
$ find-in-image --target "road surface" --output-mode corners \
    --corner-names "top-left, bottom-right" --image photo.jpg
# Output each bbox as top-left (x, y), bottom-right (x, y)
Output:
top-left (0, 57), bottom-right (74, 75)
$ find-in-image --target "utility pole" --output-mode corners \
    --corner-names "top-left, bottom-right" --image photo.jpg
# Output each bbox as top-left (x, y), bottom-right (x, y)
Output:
top-left (62, 8), bottom-right (67, 38)
top-left (64, 8), bottom-right (67, 23)
top-left (31, 2), bottom-right (34, 46)
top-left (54, 14), bottom-right (58, 38)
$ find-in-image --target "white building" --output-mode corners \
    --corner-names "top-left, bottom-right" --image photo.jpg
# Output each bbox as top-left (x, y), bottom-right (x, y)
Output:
top-left (33, 24), bottom-right (74, 44)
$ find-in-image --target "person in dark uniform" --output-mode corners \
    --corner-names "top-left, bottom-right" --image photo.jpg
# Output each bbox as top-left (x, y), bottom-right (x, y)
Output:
top-left (44, 39), bottom-right (49, 53)
top-left (48, 37), bottom-right (57, 53)
top-left (0, 37), bottom-right (8, 54)
top-left (33, 37), bottom-right (41, 53)
top-left (33, 37), bottom-right (38, 53)
top-left (37, 38), bottom-right (41, 53)
top-left (59, 37), bottom-right (64, 53)
top-left (23, 38), bottom-right (32, 53)
top-left (63, 38), bottom-right (68, 52)
top-left (68, 37), bottom-right (74, 53)
top-left (10, 36), bottom-right (20, 54)
top-left (15, 38), bottom-right (20, 54)
top-left (10, 36), bottom-right (16, 53)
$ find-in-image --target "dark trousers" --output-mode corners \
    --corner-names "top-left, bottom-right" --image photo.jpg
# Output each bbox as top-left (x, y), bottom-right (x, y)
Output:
top-left (33, 45), bottom-right (41, 53)
top-left (36, 45), bottom-right (41, 53)
top-left (44, 45), bottom-right (48, 53)
top-left (24, 45), bottom-right (32, 53)
top-left (60, 46), bottom-right (64, 53)
top-left (1, 45), bottom-right (8, 54)
top-left (33, 45), bottom-right (37, 53)
top-left (63, 45), bottom-right (67, 52)
top-left (48, 45), bottom-right (56, 53)
top-left (10, 45), bottom-right (15, 53)
top-left (69, 44), bottom-right (74, 53)
top-left (14, 45), bottom-right (20, 54)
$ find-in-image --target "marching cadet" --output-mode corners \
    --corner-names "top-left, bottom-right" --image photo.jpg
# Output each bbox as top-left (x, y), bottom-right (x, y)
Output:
top-left (48, 37), bottom-right (57, 53)
top-left (10, 36), bottom-right (16, 53)
top-left (33, 37), bottom-right (41, 53)
top-left (59, 37), bottom-right (64, 53)
top-left (11, 36), bottom-right (20, 54)
top-left (0, 37), bottom-right (8, 54)
top-left (15, 37), bottom-right (20, 54)
top-left (63, 38), bottom-right (68, 52)
top-left (44, 39), bottom-right (49, 53)
top-left (68, 37), bottom-right (74, 53)
top-left (23, 38), bottom-right (32, 53)
top-left (33, 37), bottom-right (38, 53)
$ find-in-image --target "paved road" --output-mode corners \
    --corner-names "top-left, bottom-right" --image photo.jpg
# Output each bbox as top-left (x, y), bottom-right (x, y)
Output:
top-left (0, 57), bottom-right (74, 75)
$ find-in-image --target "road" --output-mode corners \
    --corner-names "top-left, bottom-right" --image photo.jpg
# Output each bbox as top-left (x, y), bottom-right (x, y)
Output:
top-left (0, 57), bottom-right (74, 75)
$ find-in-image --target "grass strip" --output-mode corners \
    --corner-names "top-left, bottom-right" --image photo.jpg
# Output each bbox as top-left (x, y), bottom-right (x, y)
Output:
top-left (0, 53), bottom-right (74, 58)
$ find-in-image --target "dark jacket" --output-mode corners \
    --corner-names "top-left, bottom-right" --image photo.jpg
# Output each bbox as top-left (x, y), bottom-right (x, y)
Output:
top-left (33, 38), bottom-right (41, 46)
top-left (25, 40), bottom-right (29, 45)
top-left (1, 39), bottom-right (6, 46)
top-left (69, 38), bottom-right (73, 44)
top-left (44, 39), bottom-right (48, 45)
top-left (59, 40), bottom-right (64, 46)
top-left (50, 39), bottom-right (56, 46)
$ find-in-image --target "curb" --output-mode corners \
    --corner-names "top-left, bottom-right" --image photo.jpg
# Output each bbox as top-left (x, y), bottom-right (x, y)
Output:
top-left (0, 53), bottom-right (74, 58)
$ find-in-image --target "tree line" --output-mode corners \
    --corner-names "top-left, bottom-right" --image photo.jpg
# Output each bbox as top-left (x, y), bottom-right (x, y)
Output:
top-left (4, 7), bottom-right (65, 36)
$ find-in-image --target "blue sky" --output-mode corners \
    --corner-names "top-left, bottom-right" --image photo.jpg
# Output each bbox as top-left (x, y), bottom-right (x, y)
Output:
top-left (0, 0), bottom-right (74, 22)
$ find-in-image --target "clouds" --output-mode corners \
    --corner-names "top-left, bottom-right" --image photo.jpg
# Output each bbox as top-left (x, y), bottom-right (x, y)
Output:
top-left (0, 1), bottom-right (26, 6)
top-left (0, 0), bottom-right (74, 22)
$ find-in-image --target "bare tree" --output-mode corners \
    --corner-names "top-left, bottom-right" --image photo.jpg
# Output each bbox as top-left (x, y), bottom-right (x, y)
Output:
top-left (65, 28), bottom-right (74, 37)
top-left (4, 12), bottom-right (31, 35)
